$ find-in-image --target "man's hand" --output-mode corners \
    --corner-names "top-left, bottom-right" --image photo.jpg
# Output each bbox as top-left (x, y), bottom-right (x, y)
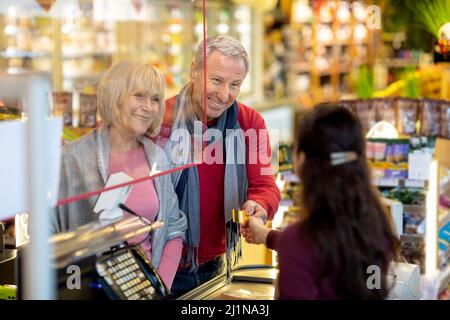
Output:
top-left (242, 200), bottom-right (268, 223)
top-left (240, 200), bottom-right (268, 244)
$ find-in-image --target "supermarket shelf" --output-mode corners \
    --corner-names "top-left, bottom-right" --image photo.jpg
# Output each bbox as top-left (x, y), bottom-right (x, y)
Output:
top-left (373, 178), bottom-right (428, 188)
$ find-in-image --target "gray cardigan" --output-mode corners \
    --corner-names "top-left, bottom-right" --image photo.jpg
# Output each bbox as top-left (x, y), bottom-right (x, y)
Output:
top-left (52, 126), bottom-right (187, 269)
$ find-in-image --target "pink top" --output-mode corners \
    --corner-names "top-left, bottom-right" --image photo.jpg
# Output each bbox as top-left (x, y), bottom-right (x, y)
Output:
top-left (109, 146), bottom-right (182, 289)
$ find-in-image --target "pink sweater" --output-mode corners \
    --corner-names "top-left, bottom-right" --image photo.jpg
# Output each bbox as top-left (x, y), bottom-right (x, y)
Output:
top-left (109, 146), bottom-right (182, 289)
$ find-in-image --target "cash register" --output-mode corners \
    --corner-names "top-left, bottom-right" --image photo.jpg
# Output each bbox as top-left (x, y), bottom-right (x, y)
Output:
top-left (50, 215), bottom-right (169, 300)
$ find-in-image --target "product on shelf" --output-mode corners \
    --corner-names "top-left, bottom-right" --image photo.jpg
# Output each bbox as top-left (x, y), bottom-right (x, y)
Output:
top-left (373, 97), bottom-right (397, 127)
top-left (396, 98), bottom-right (420, 135)
top-left (440, 100), bottom-right (450, 139)
top-left (420, 98), bottom-right (441, 136)
top-left (403, 211), bottom-right (426, 234)
top-left (354, 99), bottom-right (376, 133)
top-left (340, 97), bottom-right (450, 138)
top-left (79, 93), bottom-right (97, 128)
top-left (367, 138), bottom-right (410, 179)
top-left (384, 188), bottom-right (426, 206)
top-left (278, 144), bottom-right (293, 172)
top-left (52, 91), bottom-right (73, 126)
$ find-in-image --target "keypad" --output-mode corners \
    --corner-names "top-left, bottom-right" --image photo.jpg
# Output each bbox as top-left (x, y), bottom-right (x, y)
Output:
top-left (96, 251), bottom-right (158, 300)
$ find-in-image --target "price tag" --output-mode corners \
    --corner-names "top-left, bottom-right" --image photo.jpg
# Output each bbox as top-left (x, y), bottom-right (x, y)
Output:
top-left (377, 178), bottom-right (399, 187)
top-left (404, 179), bottom-right (426, 188)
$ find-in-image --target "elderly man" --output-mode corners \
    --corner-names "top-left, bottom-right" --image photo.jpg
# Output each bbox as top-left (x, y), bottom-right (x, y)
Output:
top-left (158, 35), bottom-right (280, 296)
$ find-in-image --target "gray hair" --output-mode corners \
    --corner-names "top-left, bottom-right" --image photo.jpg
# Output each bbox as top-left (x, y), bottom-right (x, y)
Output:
top-left (194, 35), bottom-right (249, 74)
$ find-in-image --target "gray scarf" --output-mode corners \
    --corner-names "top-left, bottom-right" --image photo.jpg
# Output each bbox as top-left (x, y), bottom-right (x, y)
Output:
top-left (167, 83), bottom-right (248, 271)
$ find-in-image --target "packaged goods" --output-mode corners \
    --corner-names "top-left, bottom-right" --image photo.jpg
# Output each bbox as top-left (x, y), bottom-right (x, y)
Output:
top-left (366, 140), bottom-right (375, 161)
top-left (386, 188), bottom-right (425, 205)
top-left (396, 98), bottom-right (420, 135)
top-left (79, 93), bottom-right (97, 128)
top-left (374, 141), bottom-right (387, 161)
top-left (52, 91), bottom-right (73, 126)
top-left (385, 141), bottom-right (394, 163)
top-left (420, 99), bottom-right (440, 136)
top-left (373, 97), bottom-right (397, 126)
top-left (384, 162), bottom-right (408, 179)
top-left (403, 212), bottom-right (425, 234)
top-left (355, 99), bottom-right (376, 133)
top-left (392, 139), bottom-right (409, 163)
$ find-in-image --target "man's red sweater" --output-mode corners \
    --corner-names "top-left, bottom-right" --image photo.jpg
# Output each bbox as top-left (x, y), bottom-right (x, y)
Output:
top-left (159, 96), bottom-right (280, 264)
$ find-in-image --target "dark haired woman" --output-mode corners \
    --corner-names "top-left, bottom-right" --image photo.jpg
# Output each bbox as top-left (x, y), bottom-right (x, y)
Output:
top-left (241, 104), bottom-right (398, 299)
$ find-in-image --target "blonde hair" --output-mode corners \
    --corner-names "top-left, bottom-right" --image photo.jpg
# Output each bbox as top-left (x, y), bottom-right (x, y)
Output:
top-left (97, 59), bottom-right (165, 137)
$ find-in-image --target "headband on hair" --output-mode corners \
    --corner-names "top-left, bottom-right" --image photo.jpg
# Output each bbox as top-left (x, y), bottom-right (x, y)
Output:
top-left (330, 151), bottom-right (358, 166)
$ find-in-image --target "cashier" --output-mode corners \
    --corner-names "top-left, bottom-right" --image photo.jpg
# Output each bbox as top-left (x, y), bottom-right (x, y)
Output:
top-left (242, 104), bottom-right (398, 299)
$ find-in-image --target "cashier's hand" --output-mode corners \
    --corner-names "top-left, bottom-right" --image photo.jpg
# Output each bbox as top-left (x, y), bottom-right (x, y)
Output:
top-left (241, 216), bottom-right (271, 245)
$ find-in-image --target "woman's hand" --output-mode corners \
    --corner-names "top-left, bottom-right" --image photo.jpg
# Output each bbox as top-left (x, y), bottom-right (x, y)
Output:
top-left (241, 216), bottom-right (271, 245)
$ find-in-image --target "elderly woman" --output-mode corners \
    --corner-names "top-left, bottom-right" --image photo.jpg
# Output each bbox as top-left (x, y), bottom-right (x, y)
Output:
top-left (52, 59), bottom-right (187, 289)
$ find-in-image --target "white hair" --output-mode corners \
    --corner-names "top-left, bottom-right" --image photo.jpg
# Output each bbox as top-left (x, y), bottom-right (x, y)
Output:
top-left (194, 35), bottom-right (249, 74)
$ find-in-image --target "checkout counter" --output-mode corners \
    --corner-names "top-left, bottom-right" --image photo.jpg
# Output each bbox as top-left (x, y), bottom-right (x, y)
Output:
top-left (179, 265), bottom-right (277, 300)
